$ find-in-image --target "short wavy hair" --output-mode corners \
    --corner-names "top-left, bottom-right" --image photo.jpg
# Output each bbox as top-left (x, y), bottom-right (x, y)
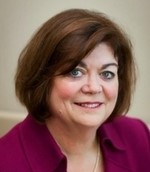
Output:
top-left (15, 9), bottom-right (136, 122)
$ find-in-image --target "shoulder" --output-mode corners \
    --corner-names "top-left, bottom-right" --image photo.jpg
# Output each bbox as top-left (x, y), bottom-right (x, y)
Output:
top-left (101, 116), bottom-right (150, 151)
top-left (111, 116), bottom-right (149, 135)
top-left (0, 123), bottom-right (31, 171)
top-left (107, 116), bottom-right (150, 139)
top-left (0, 123), bottom-right (21, 153)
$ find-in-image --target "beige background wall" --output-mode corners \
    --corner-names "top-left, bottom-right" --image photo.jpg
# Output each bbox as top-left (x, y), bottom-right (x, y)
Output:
top-left (0, 0), bottom-right (150, 123)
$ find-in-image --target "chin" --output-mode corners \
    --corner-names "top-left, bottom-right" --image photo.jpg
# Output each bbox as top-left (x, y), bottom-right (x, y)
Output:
top-left (78, 117), bottom-right (106, 128)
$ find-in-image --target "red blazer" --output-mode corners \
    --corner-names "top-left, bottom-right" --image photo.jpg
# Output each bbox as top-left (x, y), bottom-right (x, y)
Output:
top-left (0, 115), bottom-right (150, 172)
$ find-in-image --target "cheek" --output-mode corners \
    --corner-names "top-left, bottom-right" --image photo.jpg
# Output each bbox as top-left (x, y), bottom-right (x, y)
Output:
top-left (105, 83), bottom-right (118, 101)
top-left (54, 80), bottom-right (77, 100)
top-left (108, 88), bottom-right (118, 101)
top-left (58, 87), bottom-right (73, 99)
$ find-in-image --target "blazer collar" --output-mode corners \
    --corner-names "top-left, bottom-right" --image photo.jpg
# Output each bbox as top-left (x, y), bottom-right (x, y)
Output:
top-left (98, 118), bottom-right (134, 172)
top-left (98, 119), bottom-right (126, 150)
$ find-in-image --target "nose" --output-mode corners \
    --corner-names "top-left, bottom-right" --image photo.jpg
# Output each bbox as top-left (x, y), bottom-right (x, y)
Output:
top-left (81, 75), bottom-right (102, 94)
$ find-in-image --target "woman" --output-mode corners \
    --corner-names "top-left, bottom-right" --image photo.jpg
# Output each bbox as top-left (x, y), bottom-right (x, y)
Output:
top-left (0, 8), bottom-right (150, 172)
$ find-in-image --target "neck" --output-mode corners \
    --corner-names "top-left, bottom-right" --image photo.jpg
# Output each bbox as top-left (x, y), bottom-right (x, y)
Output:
top-left (46, 117), bottom-right (99, 156)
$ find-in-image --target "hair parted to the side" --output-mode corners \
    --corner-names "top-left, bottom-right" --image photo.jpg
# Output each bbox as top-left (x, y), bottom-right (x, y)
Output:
top-left (15, 8), bottom-right (136, 122)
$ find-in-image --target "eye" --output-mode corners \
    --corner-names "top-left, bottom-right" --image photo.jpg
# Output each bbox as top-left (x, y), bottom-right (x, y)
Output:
top-left (100, 71), bottom-right (115, 80)
top-left (69, 68), bottom-right (83, 78)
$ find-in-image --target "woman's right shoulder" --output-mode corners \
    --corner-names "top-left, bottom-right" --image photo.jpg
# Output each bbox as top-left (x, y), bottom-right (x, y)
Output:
top-left (0, 124), bottom-right (21, 159)
top-left (0, 124), bottom-right (31, 171)
top-left (0, 123), bottom-right (20, 147)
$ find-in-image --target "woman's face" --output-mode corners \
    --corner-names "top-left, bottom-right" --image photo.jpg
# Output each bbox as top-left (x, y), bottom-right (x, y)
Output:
top-left (48, 43), bottom-right (118, 128)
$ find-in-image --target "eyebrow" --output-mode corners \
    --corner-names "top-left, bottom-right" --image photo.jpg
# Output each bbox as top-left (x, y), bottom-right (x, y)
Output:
top-left (78, 61), bottom-right (118, 69)
top-left (101, 63), bottom-right (118, 69)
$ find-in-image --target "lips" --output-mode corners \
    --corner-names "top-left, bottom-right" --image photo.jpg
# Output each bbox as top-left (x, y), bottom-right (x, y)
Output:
top-left (74, 102), bottom-right (102, 108)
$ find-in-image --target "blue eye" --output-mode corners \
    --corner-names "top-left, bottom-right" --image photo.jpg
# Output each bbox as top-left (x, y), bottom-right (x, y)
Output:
top-left (69, 68), bottom-right (83, 78)
top-left (100, 71), bottom-right (115, 80)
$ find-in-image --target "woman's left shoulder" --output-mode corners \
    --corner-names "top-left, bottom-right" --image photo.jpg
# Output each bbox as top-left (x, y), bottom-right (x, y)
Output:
top-left (111, 116), bottom-right (150, 141)
top-left (113, 116), bottom-right (149, 130)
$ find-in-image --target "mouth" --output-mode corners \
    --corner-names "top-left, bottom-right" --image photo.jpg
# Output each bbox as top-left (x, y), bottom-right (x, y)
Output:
top-left (74, 102), bottom-right (102, 109)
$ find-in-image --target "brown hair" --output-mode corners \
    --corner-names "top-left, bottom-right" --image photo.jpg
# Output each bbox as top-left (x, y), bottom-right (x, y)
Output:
top-left (15, 8), bottom-right (136, 122)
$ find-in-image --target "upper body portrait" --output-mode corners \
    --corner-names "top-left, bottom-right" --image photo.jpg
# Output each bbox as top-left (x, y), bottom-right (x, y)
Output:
top-left (0, 8), bottom-right (150, 172)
